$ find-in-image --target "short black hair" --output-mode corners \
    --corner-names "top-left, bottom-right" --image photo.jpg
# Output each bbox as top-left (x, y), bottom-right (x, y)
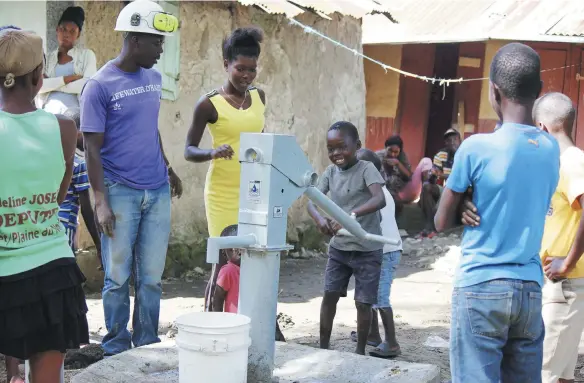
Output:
top-left (490, 43), bottom-right (541, 103)
top-left (328, 121), bottom-right (359, 142)
top-left (223, 27), bottom-right (264, 62)
top-left (220, 224), bottom-right (238, 237)
top-left (357, 148), bottom-right (381, 171)
top-left (384, 135), bottom-right (403, 150)
top-left (533, 92), bottom-right (576, 134)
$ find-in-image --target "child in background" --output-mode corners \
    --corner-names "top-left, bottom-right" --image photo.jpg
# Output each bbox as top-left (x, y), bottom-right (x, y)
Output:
top-left (209, 224), bottom-right (286, 341)
top-left (308, 121), bottom-right (386, 355)
top-left (212, 225), bottom-right (241, 313)
top-left (58, 108), bottom-right (101, 268)
top-left (350, 148), bottom-right (403, 358)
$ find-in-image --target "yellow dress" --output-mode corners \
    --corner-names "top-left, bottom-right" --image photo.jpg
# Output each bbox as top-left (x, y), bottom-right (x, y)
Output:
top-left (204, 87), bottom-right (265, 237)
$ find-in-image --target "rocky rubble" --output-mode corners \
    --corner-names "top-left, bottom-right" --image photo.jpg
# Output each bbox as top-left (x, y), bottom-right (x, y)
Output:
top-left (402, 229), bottom-right (463, 277)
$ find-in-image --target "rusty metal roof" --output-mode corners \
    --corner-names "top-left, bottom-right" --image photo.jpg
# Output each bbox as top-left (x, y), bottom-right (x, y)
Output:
top-left (237, 0), bottom-right (394, 19)
top-left (363, 0), bottom-right (584, 44)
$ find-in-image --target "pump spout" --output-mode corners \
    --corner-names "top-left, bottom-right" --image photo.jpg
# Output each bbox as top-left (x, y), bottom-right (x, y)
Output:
top-left (206, 234), bottom-right (257, 264)
top-left (304, 186), bottom-right (400, 246)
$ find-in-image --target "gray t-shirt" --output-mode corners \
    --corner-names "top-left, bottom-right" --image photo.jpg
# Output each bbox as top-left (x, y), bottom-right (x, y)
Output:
top-left (317, 160), bottom-right (385, 252)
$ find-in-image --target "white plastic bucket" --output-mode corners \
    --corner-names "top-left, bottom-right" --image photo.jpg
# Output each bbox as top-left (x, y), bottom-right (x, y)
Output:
top-left (175, 312), bottom-right (251, 383)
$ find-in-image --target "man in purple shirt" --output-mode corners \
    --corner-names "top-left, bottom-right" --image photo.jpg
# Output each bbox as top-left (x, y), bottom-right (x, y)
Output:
top-left (80, 0), bottom-right (182, 356)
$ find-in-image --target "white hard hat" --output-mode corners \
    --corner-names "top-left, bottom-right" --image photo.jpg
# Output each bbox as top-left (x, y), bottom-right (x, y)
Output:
top-left (115, 0), bottom-right (178, 36)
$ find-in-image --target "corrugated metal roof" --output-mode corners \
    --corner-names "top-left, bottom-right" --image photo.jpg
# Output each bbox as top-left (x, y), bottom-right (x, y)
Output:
top-left (363, 0), bottom-right (584, 45)
top-left (547, 7), bottom-right (584, 37)
top-left (237, 0), bottom-right (393, 19)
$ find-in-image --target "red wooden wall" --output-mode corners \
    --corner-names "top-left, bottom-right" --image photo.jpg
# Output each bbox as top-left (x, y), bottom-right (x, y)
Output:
top-left (394, 44), bottom-right (436, 167)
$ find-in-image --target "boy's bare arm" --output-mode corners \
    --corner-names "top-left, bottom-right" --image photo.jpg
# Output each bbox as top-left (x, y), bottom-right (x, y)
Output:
top-left (212, 286), bottom-right (227, 312)
top-left (79, 190), bottom-right (101, 253)
top-left (435, 188), bottom-right (464, 232)
top-left (352, 183), bottom-right (386, 217)
top-left (546, 194), bottom-right (584, 278)
top-left (307, 201), bottom-right (334, 235)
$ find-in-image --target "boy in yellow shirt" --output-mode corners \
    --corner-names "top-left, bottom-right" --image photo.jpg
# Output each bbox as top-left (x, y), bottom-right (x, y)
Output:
top-left (462, 92), bottom-right (584, 383)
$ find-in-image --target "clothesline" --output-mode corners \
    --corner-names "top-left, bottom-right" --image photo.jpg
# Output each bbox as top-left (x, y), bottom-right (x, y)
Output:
top-left (288, 18), bottom-right (582, 87)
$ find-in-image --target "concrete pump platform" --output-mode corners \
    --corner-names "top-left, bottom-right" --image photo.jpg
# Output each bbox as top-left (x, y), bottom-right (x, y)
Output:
top-left (72, 341), bottom-right (440, 383)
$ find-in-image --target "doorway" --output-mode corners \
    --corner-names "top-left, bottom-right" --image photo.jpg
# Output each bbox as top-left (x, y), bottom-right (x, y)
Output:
top-left (424, 44), bottom-right (460, 158)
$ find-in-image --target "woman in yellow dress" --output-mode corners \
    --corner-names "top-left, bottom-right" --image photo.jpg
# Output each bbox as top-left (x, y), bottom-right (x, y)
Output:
top-left (185, 27), bottom-right (265, 307)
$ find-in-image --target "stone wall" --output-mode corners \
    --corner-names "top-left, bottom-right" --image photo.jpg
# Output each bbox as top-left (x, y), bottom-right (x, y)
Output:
top-left (73, 1), bottom-right (365, 274)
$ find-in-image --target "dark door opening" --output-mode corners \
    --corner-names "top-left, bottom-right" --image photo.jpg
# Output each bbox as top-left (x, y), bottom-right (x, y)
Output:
top-left (424, 44), bottom-right (460, 158)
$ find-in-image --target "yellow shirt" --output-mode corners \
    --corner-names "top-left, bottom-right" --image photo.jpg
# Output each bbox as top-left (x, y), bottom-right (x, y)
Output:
top-left (540, 146), bottom-right (584, 278)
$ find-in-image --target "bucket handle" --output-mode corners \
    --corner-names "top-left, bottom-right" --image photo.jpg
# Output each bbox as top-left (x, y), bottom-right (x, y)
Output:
top-left (176, 337), bottom-right (251, 354)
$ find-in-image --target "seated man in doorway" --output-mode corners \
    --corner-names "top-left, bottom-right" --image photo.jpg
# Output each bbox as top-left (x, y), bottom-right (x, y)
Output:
top-left (418, 128), bottom-right (461, 238)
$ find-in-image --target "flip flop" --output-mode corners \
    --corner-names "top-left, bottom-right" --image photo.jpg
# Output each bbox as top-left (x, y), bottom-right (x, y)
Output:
top-left (369, 342), bottom-right (401, 358)
top-left (350, 331), bottom-right (379, 347)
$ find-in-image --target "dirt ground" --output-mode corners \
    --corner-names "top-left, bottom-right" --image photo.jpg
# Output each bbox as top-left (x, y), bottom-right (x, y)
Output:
top-left (3, 236), bottom-right (584, 382)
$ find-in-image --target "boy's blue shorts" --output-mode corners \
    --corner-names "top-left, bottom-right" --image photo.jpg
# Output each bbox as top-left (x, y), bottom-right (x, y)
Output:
top-left (374, 250), bottom-right (402, 309)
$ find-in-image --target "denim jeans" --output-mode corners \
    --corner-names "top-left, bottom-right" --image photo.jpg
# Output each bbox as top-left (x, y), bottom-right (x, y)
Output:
top-left (450, 279), bottom-right (544, 383)
top-left (100, 179), bottom-right (171, 355)
top-left (373, 250), bottom-right (401, 309)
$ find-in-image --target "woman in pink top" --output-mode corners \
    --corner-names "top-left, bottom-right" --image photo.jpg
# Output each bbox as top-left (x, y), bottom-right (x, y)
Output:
top-left (379, 135), bottom-right (433, 216)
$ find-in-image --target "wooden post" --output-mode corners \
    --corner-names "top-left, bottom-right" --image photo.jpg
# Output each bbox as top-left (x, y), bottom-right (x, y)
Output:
top-left (458, 101), bottom-right (466, 140)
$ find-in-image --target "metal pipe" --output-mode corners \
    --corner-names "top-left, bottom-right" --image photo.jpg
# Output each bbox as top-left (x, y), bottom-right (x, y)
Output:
top-left (336, 228), bottom-right (401, 246)
top-left (239, 250), bottom-right (281, 382)
top-left (305, 186), bottom-right (365, 236)
top-left (305, 186), bottom-right (401, 246)
top-left (206, 234), bottom-right (257, 264)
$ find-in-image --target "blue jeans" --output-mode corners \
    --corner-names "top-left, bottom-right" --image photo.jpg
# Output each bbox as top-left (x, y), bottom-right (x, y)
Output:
top-left (450, 279), bottom-right (544, 383)
top-left (374, 250), bottom-right (401, 309)
top-left (100, 179), bottom-right (171, 355)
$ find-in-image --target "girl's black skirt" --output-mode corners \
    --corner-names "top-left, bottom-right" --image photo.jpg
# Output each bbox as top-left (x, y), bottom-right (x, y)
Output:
top-left (0, 257), bottom-right (89, 360)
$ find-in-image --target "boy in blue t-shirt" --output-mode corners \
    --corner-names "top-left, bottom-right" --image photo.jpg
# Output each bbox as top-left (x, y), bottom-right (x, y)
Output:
top-left (59, 108), bottom-right (101, 266)
top-left (434, 43), bottom-right (560, 383)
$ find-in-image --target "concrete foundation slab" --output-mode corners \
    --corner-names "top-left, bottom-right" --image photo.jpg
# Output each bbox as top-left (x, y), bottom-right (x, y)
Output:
top-left (72, 341), bottom-right (440, 383)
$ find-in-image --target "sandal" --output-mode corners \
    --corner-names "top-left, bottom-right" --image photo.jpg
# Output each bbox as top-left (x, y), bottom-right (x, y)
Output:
top-left (369, 342), bottom-right (402, 358)
top-left (350, 331), bottom-right (379, 347)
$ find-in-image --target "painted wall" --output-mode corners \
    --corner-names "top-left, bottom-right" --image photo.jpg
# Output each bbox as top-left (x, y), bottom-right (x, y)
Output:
top-left (72, 2), bottom-right (366, 259)
top-left (394, 44), bottom-right (436, 167)
top-left (363, 44), bottom-right (402, 151)
top-left (364, 44), bottom-right (402, 118)
top-left (0, 1), bottom-right (48, 51)
top-left (478, 40), bottom-right (584, 136)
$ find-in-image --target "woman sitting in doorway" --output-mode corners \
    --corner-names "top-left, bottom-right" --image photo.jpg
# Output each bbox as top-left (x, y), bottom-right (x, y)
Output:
top-left (36, 6), bottom-right (97, 114)
top-left (380, 135), bottom-right (433, 217)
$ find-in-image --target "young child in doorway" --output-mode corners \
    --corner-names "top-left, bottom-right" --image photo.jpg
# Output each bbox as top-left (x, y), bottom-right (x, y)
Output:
top-left (58, 108), bottom-right (101, 268)
top-left (347, 148), bottom-right (403, 358)
top-left (210, 224), bottom-right (286, 341)
top-left (308, 121), bottom-right (386, 355)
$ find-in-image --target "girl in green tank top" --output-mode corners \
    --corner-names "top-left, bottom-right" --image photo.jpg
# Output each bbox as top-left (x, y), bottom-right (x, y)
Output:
top-left (0, 27), bottom-right (89, 382)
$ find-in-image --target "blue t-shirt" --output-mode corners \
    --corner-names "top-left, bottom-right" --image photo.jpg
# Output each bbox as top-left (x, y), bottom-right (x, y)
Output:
top-left (59, 154), bottom-right (90, 230)
top-left (80, 61), bottom-right (167, 189)
top-left (447, 123), bottom-right (560, 288)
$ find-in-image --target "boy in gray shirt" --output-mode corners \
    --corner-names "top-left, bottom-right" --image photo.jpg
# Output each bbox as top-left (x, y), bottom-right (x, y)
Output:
top-left (308, 121), bottom-right (386, 355)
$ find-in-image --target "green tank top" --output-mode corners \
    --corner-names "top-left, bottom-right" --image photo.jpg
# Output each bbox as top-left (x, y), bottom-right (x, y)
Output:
top-left (0, 109), bottom-right (73, 277)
